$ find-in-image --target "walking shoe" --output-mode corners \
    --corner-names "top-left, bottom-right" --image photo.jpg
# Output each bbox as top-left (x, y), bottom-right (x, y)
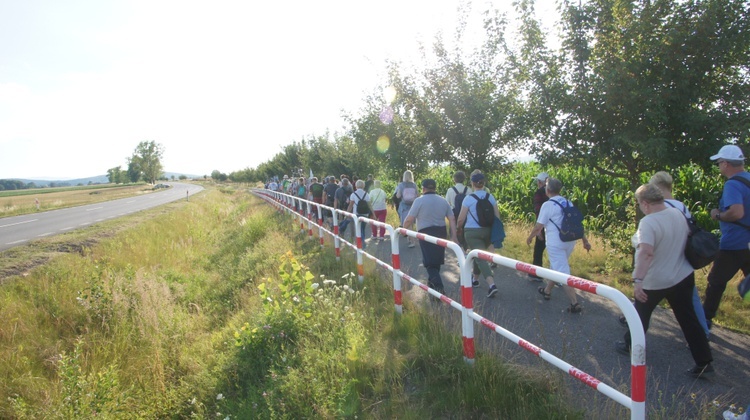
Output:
top-left (527, 274), bottom-right (543, 282)
top-left (615, 341), bottom-right (630, 356)
top-left (487, 285), bottom-right (498, 298)
top-left (490, 262), bottom-right (498, 268)
top-left (618, 315), bottom-right (628, 328)
top-left (472, 279), bottom-right (480, 288)
top-left (687, 363), bottom-right (714, 379)
top-left (567, 302), bottom-right (582, 314)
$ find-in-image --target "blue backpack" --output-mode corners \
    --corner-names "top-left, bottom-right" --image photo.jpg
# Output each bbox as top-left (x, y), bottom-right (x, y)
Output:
top-left (550, 199), bottom-right (584, 242)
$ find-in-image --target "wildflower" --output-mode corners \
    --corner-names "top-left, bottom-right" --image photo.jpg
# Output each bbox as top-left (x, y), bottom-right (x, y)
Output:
top-left (324, 279), bottom-right (336, 286)
top-left (262, 391), bottom-right (268, 398)
top-left (216, 393), bottom-right (224, 400)
top-left (190, 397), bottom-right (196, 405)
top-left (293, 296), bottom-right (300, 303)
top-left (343, 285), bottom-right (350, 291)
top-left (349, 288), bottom-right (355, 294)
top-left (312, 283), bottom-right (319, 290)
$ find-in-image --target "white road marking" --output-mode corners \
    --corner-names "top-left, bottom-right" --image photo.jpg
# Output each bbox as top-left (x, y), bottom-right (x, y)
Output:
top-left (6, 239), bottom-right (27, 245)
top-left (37, 232), bottom-right (53, 237)
top-left (0, 219), bottom-right (38, 229)
top-left (80, 223), bottom-right (91, 226)
top-left (60, 227), bottom-right (74, 231)
top-left (86, 207), bottom-right (104, 211)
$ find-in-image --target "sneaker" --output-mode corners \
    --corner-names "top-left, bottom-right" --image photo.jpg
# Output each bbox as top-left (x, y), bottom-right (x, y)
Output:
top-left (487, 285), bottom-right (498, 298)
top-left (618, 315), bottom-right (628, 328)
top-left (490, 262), bottom-right (498, 268)
top-left (472, 279), bottom-right (480, 288)
top-left (687, 363), bottom-right (714, 379)
top-left (615, 341), bottom-right (630, 356)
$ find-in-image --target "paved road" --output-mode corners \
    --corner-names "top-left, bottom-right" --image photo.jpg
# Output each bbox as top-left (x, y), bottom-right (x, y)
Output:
top-left (0, 182), bottom-right (203, 252)
top-left (340, 231), bottom-right (749, 418)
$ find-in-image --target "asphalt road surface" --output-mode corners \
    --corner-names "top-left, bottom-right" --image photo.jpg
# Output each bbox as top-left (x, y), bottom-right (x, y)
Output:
top-left (336, 229), bottom-right (749, 418)
top-left (0, 182), bottom-right (203, 252)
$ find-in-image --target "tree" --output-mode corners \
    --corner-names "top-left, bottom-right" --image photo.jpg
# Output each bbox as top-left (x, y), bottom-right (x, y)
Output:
top-left (519, 0), bottom-right (750, 186)
top-left (129, 141), bottom-right (165, 184)
top-left (106, 166), bottom-right (124, 184)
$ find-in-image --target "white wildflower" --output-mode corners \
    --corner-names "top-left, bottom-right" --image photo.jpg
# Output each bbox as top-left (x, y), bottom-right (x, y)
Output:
top-left (343, 285), bottom-right (350, 291)
top-left (312, 283), bottom-right (320, 290)
top-left (216, 393), bottom-right (224, 400)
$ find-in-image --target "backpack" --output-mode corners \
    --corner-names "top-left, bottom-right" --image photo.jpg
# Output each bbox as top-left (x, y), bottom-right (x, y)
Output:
top-left (354, 191), bottom-right (370, 215)
top-left (549, 199), bottom-right (584, 242)
top-left (402, 185), bottom-right (417, 205)
top-left (297, 184), bottom-right (306, 197)
top-left (452, 186), bottom-right (468, 219)
top-left (469, 193), bottom-right (494, 227)
top-left (666, 201), bottom-right (719, 269)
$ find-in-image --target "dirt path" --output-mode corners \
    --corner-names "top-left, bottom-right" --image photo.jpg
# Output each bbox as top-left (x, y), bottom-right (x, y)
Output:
top-left (359, 235), bottom-right (750, 418)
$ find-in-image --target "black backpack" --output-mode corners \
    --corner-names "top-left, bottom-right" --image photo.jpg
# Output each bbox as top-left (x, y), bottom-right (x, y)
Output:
top-left (469, 193), bottom-right (494, 227)
top-left (452, 186), bottom-right (468, 219)
top-left (550, 199), bottom-right (584, 242)
top-left (354, 191), bottom-right (370, 215)
top-left (665, 201), bottom-right (719, 269)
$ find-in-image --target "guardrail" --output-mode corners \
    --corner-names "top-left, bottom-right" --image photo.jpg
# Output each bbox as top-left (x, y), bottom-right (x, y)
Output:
top-left (252, 188), bottom-right (646, 420)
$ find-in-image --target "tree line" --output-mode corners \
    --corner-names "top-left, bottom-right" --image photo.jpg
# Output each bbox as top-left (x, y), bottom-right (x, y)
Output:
top-left (228, 0), bottom-right (748, 189)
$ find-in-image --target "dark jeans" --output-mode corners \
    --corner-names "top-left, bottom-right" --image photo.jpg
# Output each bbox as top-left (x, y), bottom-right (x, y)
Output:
top-left (419, 226), bottom-right (447, 292)
top-left (703, 248), bottom-right (750, 321)
top-left (531, 233), bottom-right (546, 277)
top-left (624, 272), bottom-right (712, 366)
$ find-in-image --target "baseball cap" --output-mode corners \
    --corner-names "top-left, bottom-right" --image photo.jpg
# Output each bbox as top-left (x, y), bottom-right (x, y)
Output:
top-left (710, 145), bottom-right (745, 161)
top-left (534, 172), bottom-right (549, 182)
top-left (470, 172), bottom-right (485, 183)
top-left (421, 178), bottom-right (437, 189)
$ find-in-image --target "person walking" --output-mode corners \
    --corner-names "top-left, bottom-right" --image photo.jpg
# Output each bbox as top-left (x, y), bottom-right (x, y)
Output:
top-left (529, 172), bottom-right (549, 281)
top-left (456, 170), bottom-right (500, 298)
top-left (347, 179), bottom-right (373, 249)
top-left (308, 177), bottom-right (325, 220)
top-left (614, 183), bottom-right (714, 378)
top-left (395, 170), bottom-right (419, 248)
top-left (334, 178), bottom-right (353, 236)
top-left (403, 178), bottom-right (458, 295)
top-left (703, 145), bottom-right (750, 331)
top-left (526, 177), bottom-right (591, 313)
top-left (368, 180), bottom-right (388, 240)
top-left (445, 170), bottom-right (472, 250)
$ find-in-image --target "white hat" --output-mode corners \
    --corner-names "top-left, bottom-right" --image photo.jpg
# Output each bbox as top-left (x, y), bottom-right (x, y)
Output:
top-left (534, 172), bottom-right (549, 182)
top-left (710, 145), bottom-right (745, 161)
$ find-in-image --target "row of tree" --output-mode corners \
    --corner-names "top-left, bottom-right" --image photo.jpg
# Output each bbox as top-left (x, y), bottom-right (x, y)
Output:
top-left (107, 141), bottom-right (165, 184)
top-left (229, 0), bottom-right (749, 188)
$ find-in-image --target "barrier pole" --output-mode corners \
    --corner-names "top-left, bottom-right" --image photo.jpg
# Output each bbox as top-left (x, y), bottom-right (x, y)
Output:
top-left (478, 251), bottom-right (646, 420)
top-left (354, 214), bottom-right (364, 284)
top-left (317, 204), bottom-right (325, 247)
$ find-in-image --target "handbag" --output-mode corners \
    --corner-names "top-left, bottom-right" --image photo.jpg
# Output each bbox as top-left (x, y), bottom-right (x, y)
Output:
top-left (684, 217), bottom-right (719, 269)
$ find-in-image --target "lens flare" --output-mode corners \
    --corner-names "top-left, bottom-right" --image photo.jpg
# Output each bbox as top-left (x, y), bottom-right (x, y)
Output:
top-left (384, 86), bottom-right (397, 103)
top-left (379, 106), bottom-right (394, 125)
top-left (376, 135), bottom-right (390, 153)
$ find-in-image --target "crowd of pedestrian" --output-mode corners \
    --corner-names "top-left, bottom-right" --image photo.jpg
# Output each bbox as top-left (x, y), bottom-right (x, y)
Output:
top-left (263, 143), bottom-right (750, 385)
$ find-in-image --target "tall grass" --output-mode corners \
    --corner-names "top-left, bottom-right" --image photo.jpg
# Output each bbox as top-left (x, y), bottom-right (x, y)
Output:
top-left (0, 186), bottom-right (582, 418)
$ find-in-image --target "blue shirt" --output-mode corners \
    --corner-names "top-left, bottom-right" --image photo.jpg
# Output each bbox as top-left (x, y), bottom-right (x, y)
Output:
top-left (719, 172), bottom-right (750, 250)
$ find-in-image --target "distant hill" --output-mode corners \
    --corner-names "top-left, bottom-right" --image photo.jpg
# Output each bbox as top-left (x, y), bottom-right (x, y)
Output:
top-left (2, 172), bottom-right (201, 188)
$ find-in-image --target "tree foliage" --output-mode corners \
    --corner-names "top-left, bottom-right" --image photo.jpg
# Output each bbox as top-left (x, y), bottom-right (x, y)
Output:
top-left (128, 141), bottom-right (164, 184)
top-left (520, 0), bottom-right (750, 186)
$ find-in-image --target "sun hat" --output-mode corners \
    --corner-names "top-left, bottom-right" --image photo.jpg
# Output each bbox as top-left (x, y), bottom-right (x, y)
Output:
top-left (534, 172), bottom-right (549, 182)
top-left (470, 173), bottom-right (485, 183)
top-left (710, 145), bottom-right (745, 161)
top-left (421, 178), bottom-right (437, 189)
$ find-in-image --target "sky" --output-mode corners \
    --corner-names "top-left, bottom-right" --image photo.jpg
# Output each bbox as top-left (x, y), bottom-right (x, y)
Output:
top-left (0, 0), bottom-right (557, 180)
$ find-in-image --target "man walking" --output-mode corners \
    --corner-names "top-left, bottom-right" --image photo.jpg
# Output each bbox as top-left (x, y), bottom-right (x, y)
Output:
top-left (703, 145), bottom-right (750, 330)
top-left (530, 172), bottom-right (549, 281)
top-left (403, 179), bottom-right (458, 295)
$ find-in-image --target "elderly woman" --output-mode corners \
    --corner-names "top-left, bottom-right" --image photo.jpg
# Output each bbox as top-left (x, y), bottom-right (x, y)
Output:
top-left (615, 183), bottom-right (714, 378)
top-left (456, 170), bottom-right (500, 298)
